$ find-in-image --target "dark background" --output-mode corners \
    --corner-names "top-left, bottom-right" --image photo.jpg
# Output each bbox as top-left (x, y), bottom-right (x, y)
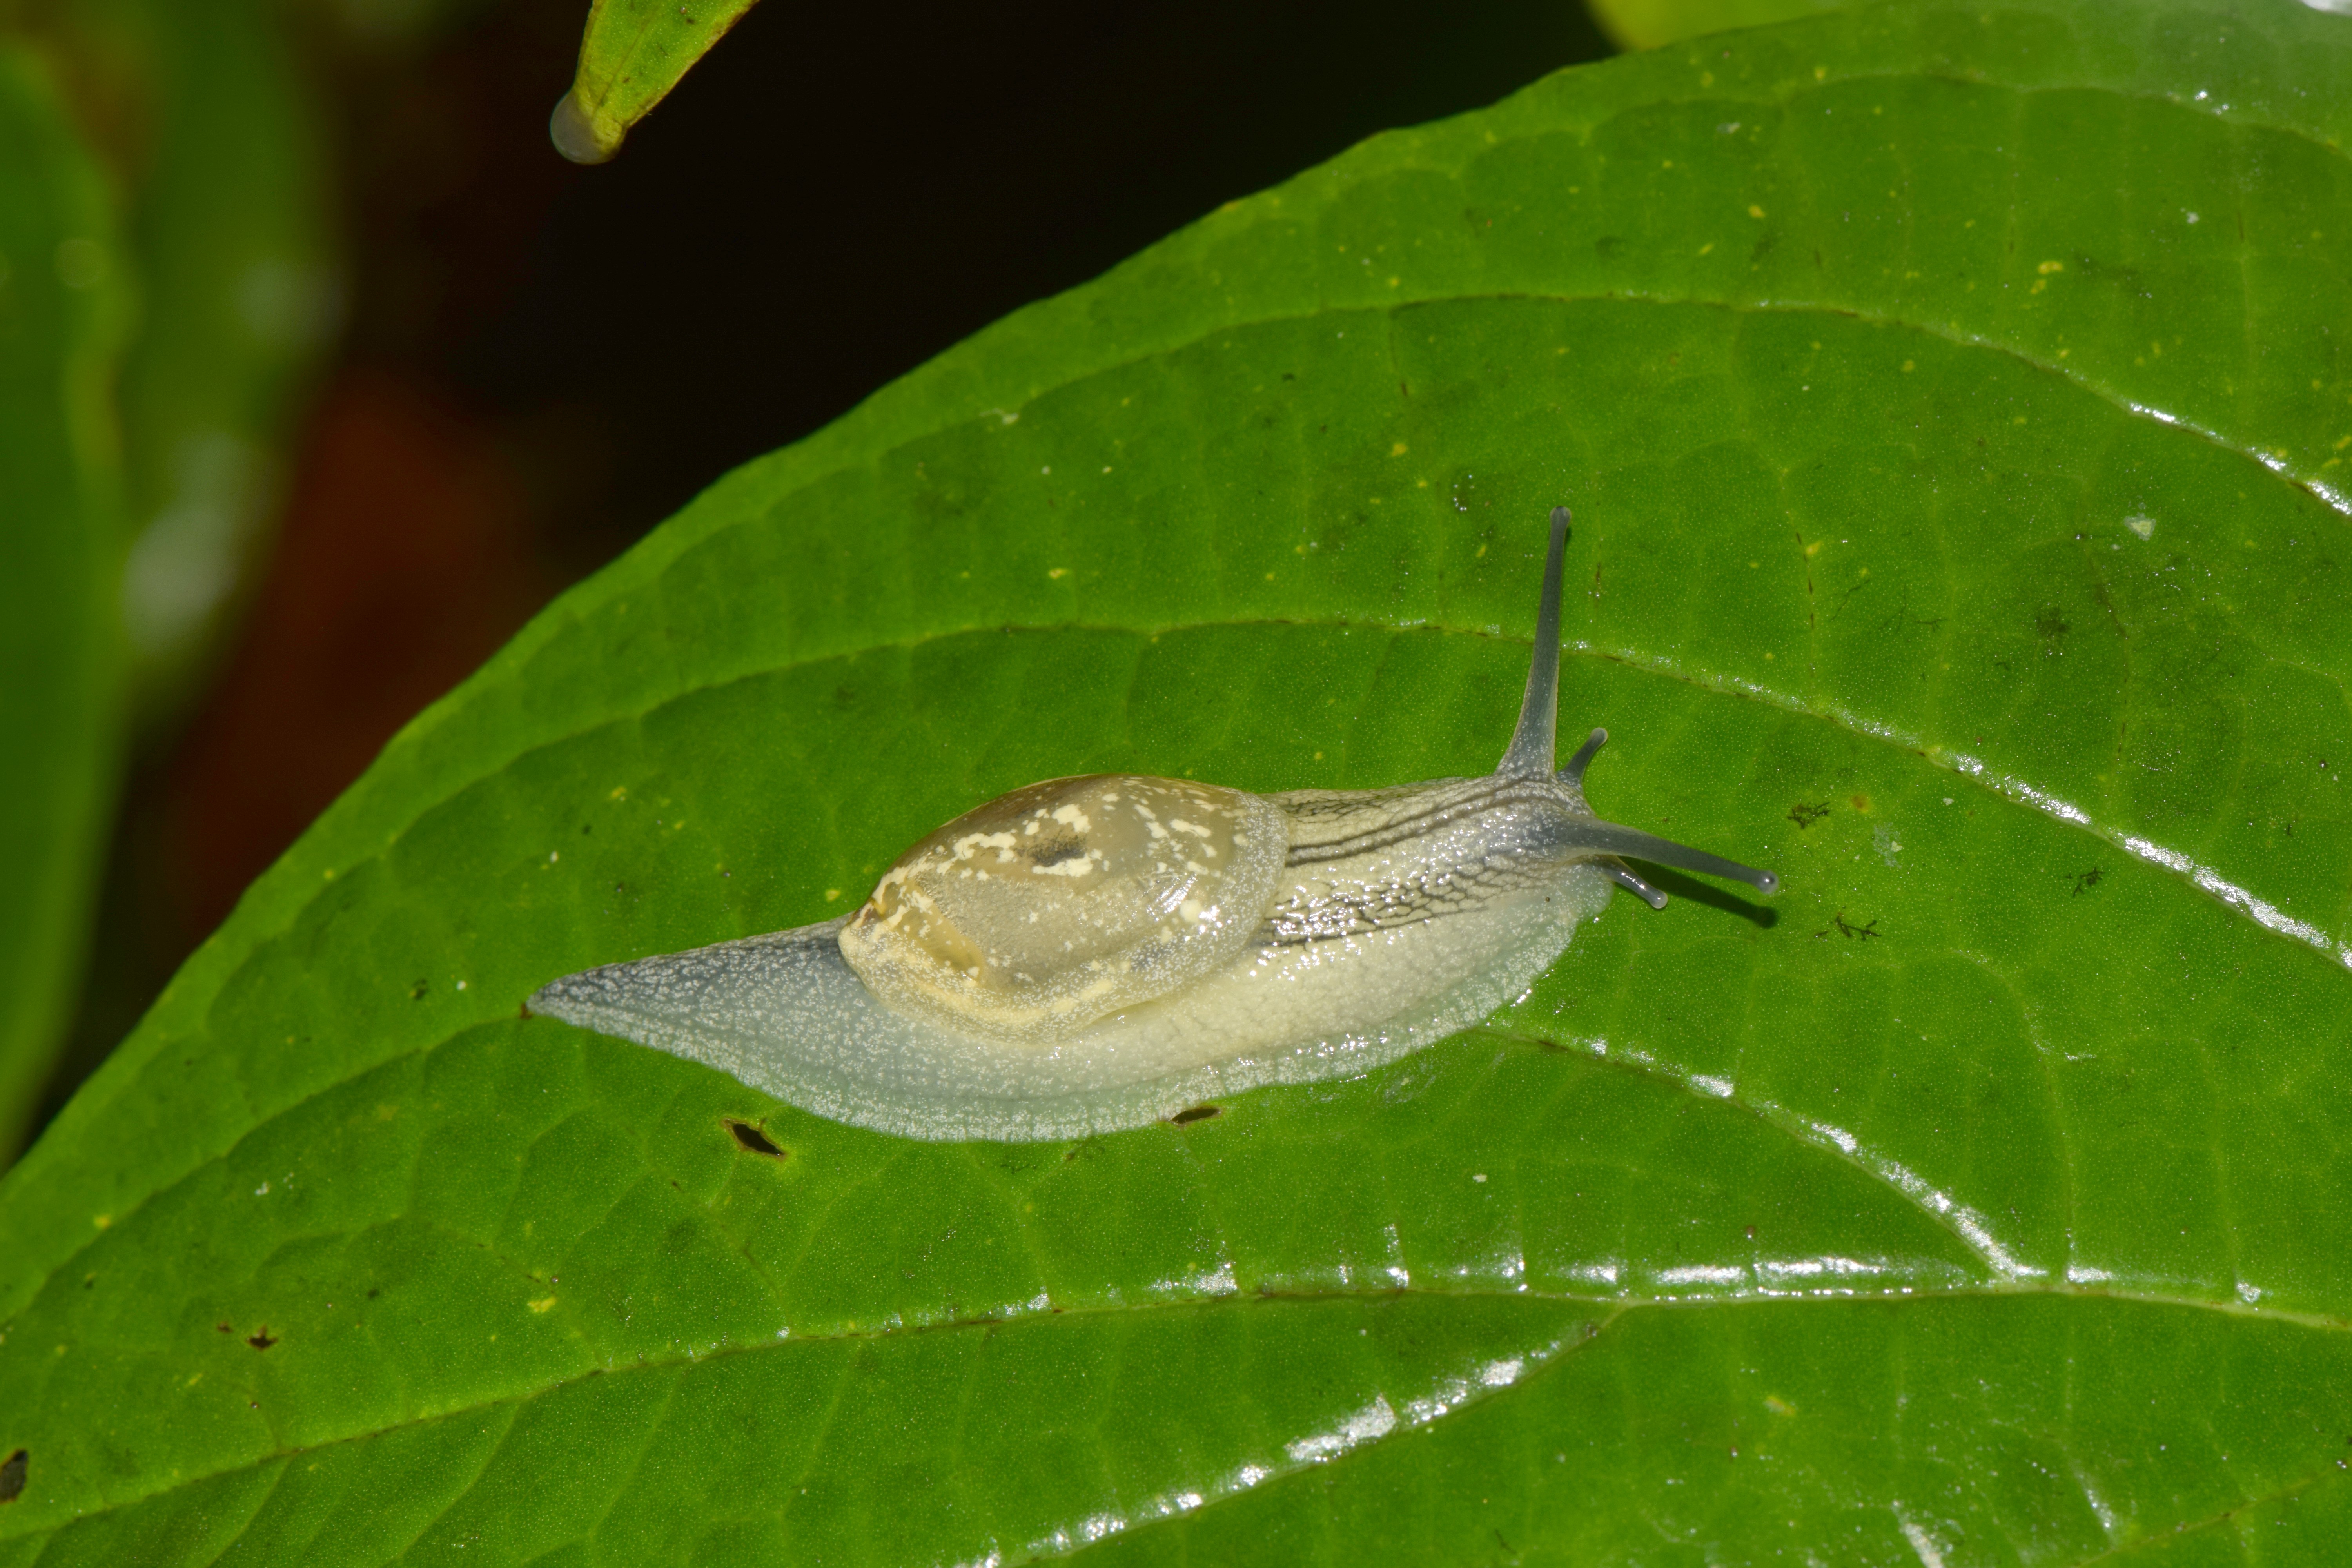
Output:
top-left (45, 0), bottom-right (1615, 1132)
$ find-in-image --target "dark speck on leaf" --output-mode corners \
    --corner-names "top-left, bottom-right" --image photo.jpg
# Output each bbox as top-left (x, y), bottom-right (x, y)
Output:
top-left (409, 980), bottom-right (428, 1000)
top-left (1787, 802), bottom-right (1830, 830)
top-left (247, 1328), bottom-right (277, 1350)
top-left (2073, 867), bottom-right (2103, 897)
top-left (0, 1449), bottom-right (25, 1504)
top-left (726, 1119), bottom-right (786, 1158)
top-left (1171, 1105), bottom-right (1221, 1126)
top-left (216, 1322), bottom-right (233, 1333)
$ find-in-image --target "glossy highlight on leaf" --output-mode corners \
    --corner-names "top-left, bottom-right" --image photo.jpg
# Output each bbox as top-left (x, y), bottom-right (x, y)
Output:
top-left (5, 0), bottom-right (2352, 1562)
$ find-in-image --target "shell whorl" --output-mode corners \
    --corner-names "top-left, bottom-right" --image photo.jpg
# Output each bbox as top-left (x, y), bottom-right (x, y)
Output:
top-left (837, 774), bottom-right (1289, 1044)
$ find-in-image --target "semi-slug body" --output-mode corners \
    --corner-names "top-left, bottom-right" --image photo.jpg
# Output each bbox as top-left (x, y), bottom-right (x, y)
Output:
top-left (530, 508), bottom-right (1778, 1141)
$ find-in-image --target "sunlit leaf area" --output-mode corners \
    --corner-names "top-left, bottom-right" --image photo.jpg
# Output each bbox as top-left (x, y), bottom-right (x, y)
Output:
top-left (4, 1), bottom-right (2350, 1563)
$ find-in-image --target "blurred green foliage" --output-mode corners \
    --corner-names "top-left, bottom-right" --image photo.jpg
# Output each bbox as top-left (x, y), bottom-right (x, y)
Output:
top-left (0, 0), bottom-right (337, 1157)
top-left (6, 0), bottom-right (337, 714)
top-left (0, 42), bottom-right (128, 1172)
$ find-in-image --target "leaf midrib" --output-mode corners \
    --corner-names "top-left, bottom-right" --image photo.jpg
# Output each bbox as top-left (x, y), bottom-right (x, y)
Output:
top-left (1076, 1328), bottom-right (2352, 1568)
top-left (13, 1016), bottom-right (2345, 1546)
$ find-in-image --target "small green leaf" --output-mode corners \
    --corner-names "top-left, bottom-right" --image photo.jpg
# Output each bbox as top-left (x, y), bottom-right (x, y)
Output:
top-left (1589, 0), bottom-right (1851, 51)
top-left (7, 0), bottom-right (2352, 1561)
top-left (551, 0), bottom-right (761, 164)
top-left (0, 48), bottom-right (128, 1158)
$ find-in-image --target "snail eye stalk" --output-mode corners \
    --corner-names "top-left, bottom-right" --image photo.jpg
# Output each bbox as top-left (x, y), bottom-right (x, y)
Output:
top-left (1496, 506), bottom-right (1572, 779)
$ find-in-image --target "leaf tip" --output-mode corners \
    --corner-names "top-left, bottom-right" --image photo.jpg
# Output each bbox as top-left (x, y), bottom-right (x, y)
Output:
top-left (550, 89), bottom-right (622, 165)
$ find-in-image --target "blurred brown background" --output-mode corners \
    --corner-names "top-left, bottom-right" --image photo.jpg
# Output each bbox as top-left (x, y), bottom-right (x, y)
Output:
top-left (44, 0), bottom-right (1612, 1133)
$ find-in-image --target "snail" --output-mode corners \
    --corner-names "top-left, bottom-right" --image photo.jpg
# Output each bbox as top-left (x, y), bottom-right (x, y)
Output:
top-left (530, 508), bottom-right (1779, 1141)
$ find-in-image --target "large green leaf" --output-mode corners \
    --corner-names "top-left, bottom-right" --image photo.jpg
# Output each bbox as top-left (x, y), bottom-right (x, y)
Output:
top-left (7, 0), bottom-right (2352, 1560)
top-left (0, 51), bottom-right (126, 1164)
